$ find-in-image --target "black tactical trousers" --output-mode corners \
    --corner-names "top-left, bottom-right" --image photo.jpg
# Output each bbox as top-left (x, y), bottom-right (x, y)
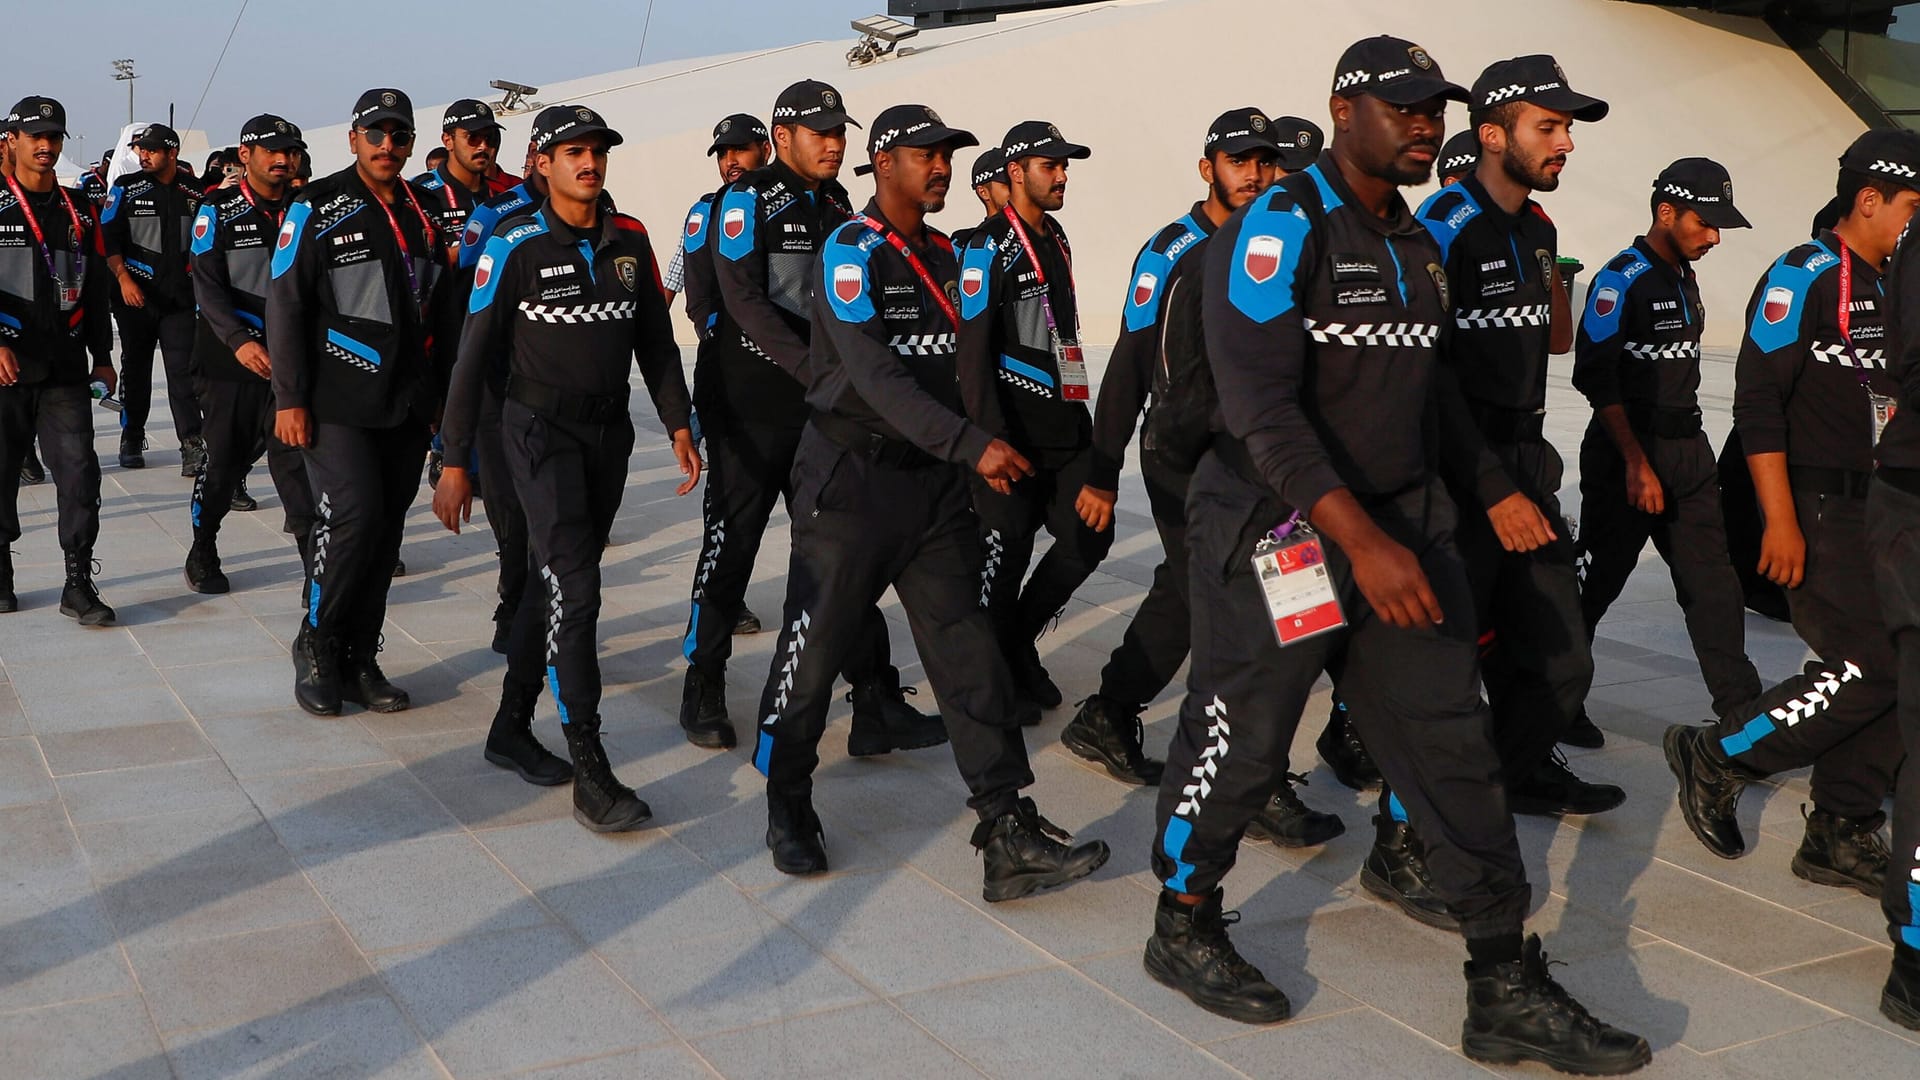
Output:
top-left (301, 420), bottom-right (425, 643)
top-left (1150, 454), bottom-right (1529, 939)
top-left (114, 303), bottom-right (200, 445)
top-left (1715, 489), bottom-right (1900, 820)
top-left (755, 423), bottom-right (1033, 819)
top-left (1097, 450), bottom-right (1193, 706)
top-left (1863, 474), bottom-right (1920, 952)
top-left (474, 385), bottom-right (529, 629)
top-left (1575, 422), bottom-right (1762, 716)
top-left (191, 376), bottom-right (314, 549)
top-left (972, 444), bottom-right (1117, 654)
top-left (0, 382), bottom-right (100, 555)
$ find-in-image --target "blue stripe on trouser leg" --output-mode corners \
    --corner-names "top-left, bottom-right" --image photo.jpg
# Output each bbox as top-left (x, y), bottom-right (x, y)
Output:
top-left (1721, 661), bottom-right (1863, 758)
top-left (1387, 790), bottom-right (1408, 823)
top-left (682, 604), bottom-right (701, 660)
top-left (1903, 878), bottom-right (1920, 949)
top-left (542, 565), bottom-right (571, 723)
top-left (546, 666), bottom-right (572, 724)
top-left (306, 494), bottom-right (331, 628)
top-left (1160, 695), bottom-right (1229, 891)
top-left (754, 609), bottom-right (813, 777)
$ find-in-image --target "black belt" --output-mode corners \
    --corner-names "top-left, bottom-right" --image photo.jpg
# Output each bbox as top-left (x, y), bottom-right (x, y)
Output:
top-left (810, 410), bottom-right (942, 470)
top-left (1790, 465), bottom-right (1873, 499)
top-left (1469, 403), bottom-right (1545, 444)
top-left (505, 374), bottom-right (629, 425)
top-left (1625, 404), bottom-right (1703, 439)
top-left (1876, 466), bottom-right (1920, 498)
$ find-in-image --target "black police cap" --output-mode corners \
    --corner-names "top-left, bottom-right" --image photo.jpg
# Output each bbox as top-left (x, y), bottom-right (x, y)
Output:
top-left (132, 123), bottom-right (181, 151)
top-left (239, 114), bottom-right (306, 152)
top-left (1269, 116), bottom-right (1323, 172)
top-left (708, 113), bottom-right (770, 154)
top-left (351, 88), bottom-right (415, 130)
top-left (530, 105), bottom-right (624, 153)
top-left (1438, 130), bottom-right (1480, 179)
top-left (1652, 158), bottom-right (1751, 230)
top-left (1001, 120), bottom-right (1090, 163)
top-left (771, 80), bottom-right (860, 132)
top-left (854, 104), bottom-right (978, 176)
top-left (969, 147), bottom-right (1008, 189)
top-left (4, 96), bottom-right (66, 136)
top-left (1332, 36), bottom-right (1468, 106)
top-left (1839, 129), bottom-right (1920, 192)
top-left (1204, 108), bottom-right (1282, 160)
top-left (1470, 55), bottom-right (1608, 122)
top-left (443, 99), bottom-right (502, 134)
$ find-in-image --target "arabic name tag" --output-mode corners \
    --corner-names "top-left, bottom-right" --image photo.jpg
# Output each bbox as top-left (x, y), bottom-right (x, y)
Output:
top-left (1871, 391), bottom-right (1898, 446)
top-left (1055, 341), bottom-right (1089, 401)
top-left (1252, 528), bottom-right (1345, 647)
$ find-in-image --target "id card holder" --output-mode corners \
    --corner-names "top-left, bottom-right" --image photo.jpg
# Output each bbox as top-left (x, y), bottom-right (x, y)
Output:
top-left (1252, 524), bottom-right (1346, 647)
top-left (1871, 391), bottom-right (1899, 446)
top-left (1055, 340), bottom-right (1089, 401)
top-left (58, 282), bottom-right (80, 312)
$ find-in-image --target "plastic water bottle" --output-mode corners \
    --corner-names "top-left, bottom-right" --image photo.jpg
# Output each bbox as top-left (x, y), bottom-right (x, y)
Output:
top-left (91, 380), bottom-right (123, 412)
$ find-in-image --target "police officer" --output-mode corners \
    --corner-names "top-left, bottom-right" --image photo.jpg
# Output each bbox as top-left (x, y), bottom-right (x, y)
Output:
top-left (754, 101), bottom-right (1109, 896)
top-left (1437, 129), bottom-right (1478, 185)
top-left (103, 123), bottom-right (205, 475)
top-left (416, 99), bottom-right (501, 238)
top-left (435, 104), bottom-right (701, 829)
top-left (680, 79), bottom-right (942, 754)
top-left (1073, 109), bottom-right (1343, 848)
top-left (0, 97), bottom-right (117, 624)
top-left (950, 147), bottom-right (1009, 251)
top-left (77, 151), bottom-right (112, 213)
top-left (269, 88), bottom-right (442, 717)
top-left (958, 120), bottom-right (1112, 710)
top-left (1142, 41), bottom-right (1649, 1073)
top-left (1864, 133), bottom-right (1920, 1030)
top-left (1572, 159), bottom-right (1763, 738)
top-left (184, 114), bottom-right (317, 596)
top-left (1668, 132), bottom-right (1920, 898)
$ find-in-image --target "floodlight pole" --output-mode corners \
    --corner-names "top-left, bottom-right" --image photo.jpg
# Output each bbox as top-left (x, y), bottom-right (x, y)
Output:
top-left (112, 59), bottom-right (139, 125)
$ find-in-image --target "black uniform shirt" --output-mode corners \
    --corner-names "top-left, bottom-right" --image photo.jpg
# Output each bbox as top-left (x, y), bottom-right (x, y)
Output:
top-left (956, 207), bottom-right (1088, 458)
top-left (1733, 230), bottom-right (1893, 474)
top-left (100, 169), bottom-right (202, 309)
top-left (1571, 236), bottom-right (1707, 413)
top-left (810, 199), bottom-right (992, 466)
top-left (0, 182), bottom-right (112, 383)
top-left (679, 191), bottom-right (722, 338)
top-left (1879, 223), bottom-right (1920, 468)
top-left (190, 181), bottom-right (287, 383)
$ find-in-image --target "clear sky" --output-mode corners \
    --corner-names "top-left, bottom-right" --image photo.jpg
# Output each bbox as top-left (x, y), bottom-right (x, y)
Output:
top-left (7, 0), bottom-right (879, 166)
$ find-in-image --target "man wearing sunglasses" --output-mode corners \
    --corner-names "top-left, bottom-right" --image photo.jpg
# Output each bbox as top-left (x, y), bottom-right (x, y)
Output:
top-left (269, 88), bottom-right (441, 718)
top-left (417, 100), bottom-right (503, 270)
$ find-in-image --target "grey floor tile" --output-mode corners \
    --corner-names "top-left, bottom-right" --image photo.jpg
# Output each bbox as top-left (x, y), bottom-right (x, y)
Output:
top-left (37, 721), bottom-right (215, 776)
top-left (539, 862), bottom-right (770, 958)
top-left (756, 869), bottom-right (1054, 996)
top-left (694, 1002), bottom-right (975, 1079)
top-left (1265, 903), bottom-right (1479, 1045)
top-left (131, 615), bottom-right (290, 668)
top-left (1713, 1017), bottom-right (1920, 1078)
top-left (899, 966), bottom-right (1244, 1080)
top-left (129, 919), bottom-right (383, 1036)
top-left (1206, 1007), bottom-right (1497, 1079)
top-left (198, 708), bottom-right (398, 778)
top-left (373, 924), bottom-right (668, 1076)
top-left (0, 735), bottom-right (55, 808)
top-left (162, 993), bottom-right (444, 1080)
top-left (1762, 946), bottom-right (1920, 1046)
top-left (506, 1045), bottom-right (717, 1079)
top-left (19, 681), bottom-right (193, 734)
top-left (55, 756), bottom-right (251, 825)
top-left (165, 655), bottom-right (308, 718)
top-left (0, 683), bottom-right (29, 738)
top-left (601, 920), bottom-right (875, 1037)
top-left (473, 815), bottom-right (691, 892)
top-left (305, 833), bottom-right (552, 952)
top-left (0, 994), bottom-right (171, 1080)
top-left (241, 762), bottom-right (462, 864)
top-left (1564, 942), bottom-right (1837, 1053)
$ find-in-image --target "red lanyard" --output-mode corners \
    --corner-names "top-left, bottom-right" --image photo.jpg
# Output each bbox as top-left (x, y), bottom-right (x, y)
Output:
top-left (370, 184), bottom-right (435, 302)
top-left (1835, 237), bottom-right (1875, 388)
top-left (6, 175), bottom-right (86, 288)
top-left (857, 214), bottom-right (957, 329)
top-left (237, 181), bottom-right (285, 229)
top-left (1000, 206), bottom-right (1076, 342)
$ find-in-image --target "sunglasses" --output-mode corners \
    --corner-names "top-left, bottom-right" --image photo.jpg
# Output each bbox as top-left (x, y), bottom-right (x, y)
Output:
top-left (455, 127), bottom-right (500, 148)
top-left (358, 126), bottom-right (416, 149)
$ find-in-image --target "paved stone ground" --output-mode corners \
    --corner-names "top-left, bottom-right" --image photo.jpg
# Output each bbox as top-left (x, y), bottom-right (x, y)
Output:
top-left (2, 349), bottom-right (1916, 1079)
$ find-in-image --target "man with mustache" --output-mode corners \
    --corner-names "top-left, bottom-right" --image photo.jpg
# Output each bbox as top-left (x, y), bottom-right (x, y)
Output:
top-left (678, 79), bottom-right (943, 757)
top-left (1572, 159), bottom-right (1762, 766)
top-left (183, 114), bottom-right (316, 596)
top-left (0, 97), bottom-right (118, 624)
top-left (753, 101), bottom-right (1109, 895)
top-left (950, 147), bottom-right (1009, 251)
top-left (1355, 56), bottom-right (1621, 930)
top-left (436, 104), bottom-right (700, 830)
top-left (1142, 39), bottom-right (1649, 1073)
top-left (958, 119), bottom-right (1109, 713)
top-left (103, 123), bottom-right (205, 476)
top-left (269, 88), bottom-right (442, 717)
top-left (1070, 109), bottom-right (1345, 857)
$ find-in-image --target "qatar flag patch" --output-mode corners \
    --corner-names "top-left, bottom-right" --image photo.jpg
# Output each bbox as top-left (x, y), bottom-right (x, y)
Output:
top-left (833, 262), bottom-right (863, 303)
top-left (277, 220), bottom-right (298, 250)
top-left (1762, 286), bottom-right (1794, 325)
top-left (960, 265), bottom-right (984, 298)
top-left (686, 212), bottom-right (704, 238)
top-left (474, 253), bottom-right (494, 290)
top-left (1592, 286), bottom-right (1619, 318)
top-left (1132, 272), bottom-right (1158, 307)
top-left (722, 207), bottom-right (746, 239)
top-left (1243, 235), bottom-right (1283, 284)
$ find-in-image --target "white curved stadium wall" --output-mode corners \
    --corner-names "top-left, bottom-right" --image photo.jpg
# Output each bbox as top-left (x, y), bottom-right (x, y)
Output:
top-left (301, 0), bottom-right (1864, 348)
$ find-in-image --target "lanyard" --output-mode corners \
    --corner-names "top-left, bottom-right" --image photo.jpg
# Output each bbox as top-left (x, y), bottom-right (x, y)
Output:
top-left (370, 184), bottom-right (435, 303)
top-left (1000, 206), bottom-right (1076, 341)
top-left (237, 181), bottom-right (286, 229)
top-left (6, 175), bottom-right (85, 290)
top-left (1835, 237), bottom-right (1875, 389)
top-left (857, 214), bottom-right (957, 329)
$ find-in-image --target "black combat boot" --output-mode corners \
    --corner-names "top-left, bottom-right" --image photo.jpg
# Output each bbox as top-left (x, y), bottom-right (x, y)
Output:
top-left (1361, 812), bottom-right (1458, 931)
top-left (733, 606), bottom-right (761, 634)
top-left (230, 476), bottom-right (257, 512)
top-left (183, 540), bottom-right (230, 594)
top-left (846, 671), bottom-right (946, 757)
top-left (293, 625), bottom-right (342, 717)
top-left (483, 679), bottom-right (572, 786)
top-left (58, 553), bottom-right (115, 627)
top-left (1663, 723), bottom-right (1747, 859)
top-left (1883, 944), bottom-right (1920, 1030)
top-left (679, 663), bottom-right (735, 749)
top-left (1315, 697), bottom-right (1381, 790)
top-left (562, 718), bottom-right (652, 832)
top-left (1509, 750), bottom-right (1626, 817)
top-left (973, 797), bottom-right (1110, 902)
top-left (0, 547), bottom-right (16, 613)
top-left (118, 434), bottom-right (145, 470)
top-left (1462, 935), bottom-right (1652, 1074)
top-left (1245, 773), bottom-right (1345, 848)
top-left (766, 788), bottom-right (829, 874)
top-left (1060, 695), bottom-right (1164, 785)
top-left (340, 635), bottom-right (409, 713)
top-left (19, 446), bottom-right (45, 484)
top-left (1010, 642), bottom-right (1063, 709)
top-left (1790, 805), bottom-right (1889, 897)
top-left (1142, 888), bottom-right (1291, 1024)
top-left (1562, 707), bottom-right (1606, 749)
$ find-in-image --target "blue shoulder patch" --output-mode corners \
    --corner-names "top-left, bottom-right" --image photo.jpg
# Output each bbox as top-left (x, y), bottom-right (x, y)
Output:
top-left (459, 184), bottom-right (533, 271)
top-left (269, 200), bottom-right (313, 280)
top-left (1302, 164), bottom-right (1344, 214)
top-left (469, 216), bottom-right (548, 314)
top-left (716, 186), bottom-right (757, 263)
top-left (1226, 190), bottom-right (1314, 325)
top-left (100, 186), bottom-right (124, 224)
top-left (684, 194), bottom-right (714, 254)
top-left (1122, 217), bottom-right (1206, 333)
top-left (821, 222), bottom-right (881, 324)
top-left (415, 172), bottom-right (445, 191)
top-left (1580, 246), bottom-right (1650, 344)
top-left (959, 233), bottom-right (997, 322)
top-left (189, 202), bottom-right (219, 256)
top-left (1416, 186), bottom-right (1481, 265)
top-left (1747, 243), bottom-right (1834, 354)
